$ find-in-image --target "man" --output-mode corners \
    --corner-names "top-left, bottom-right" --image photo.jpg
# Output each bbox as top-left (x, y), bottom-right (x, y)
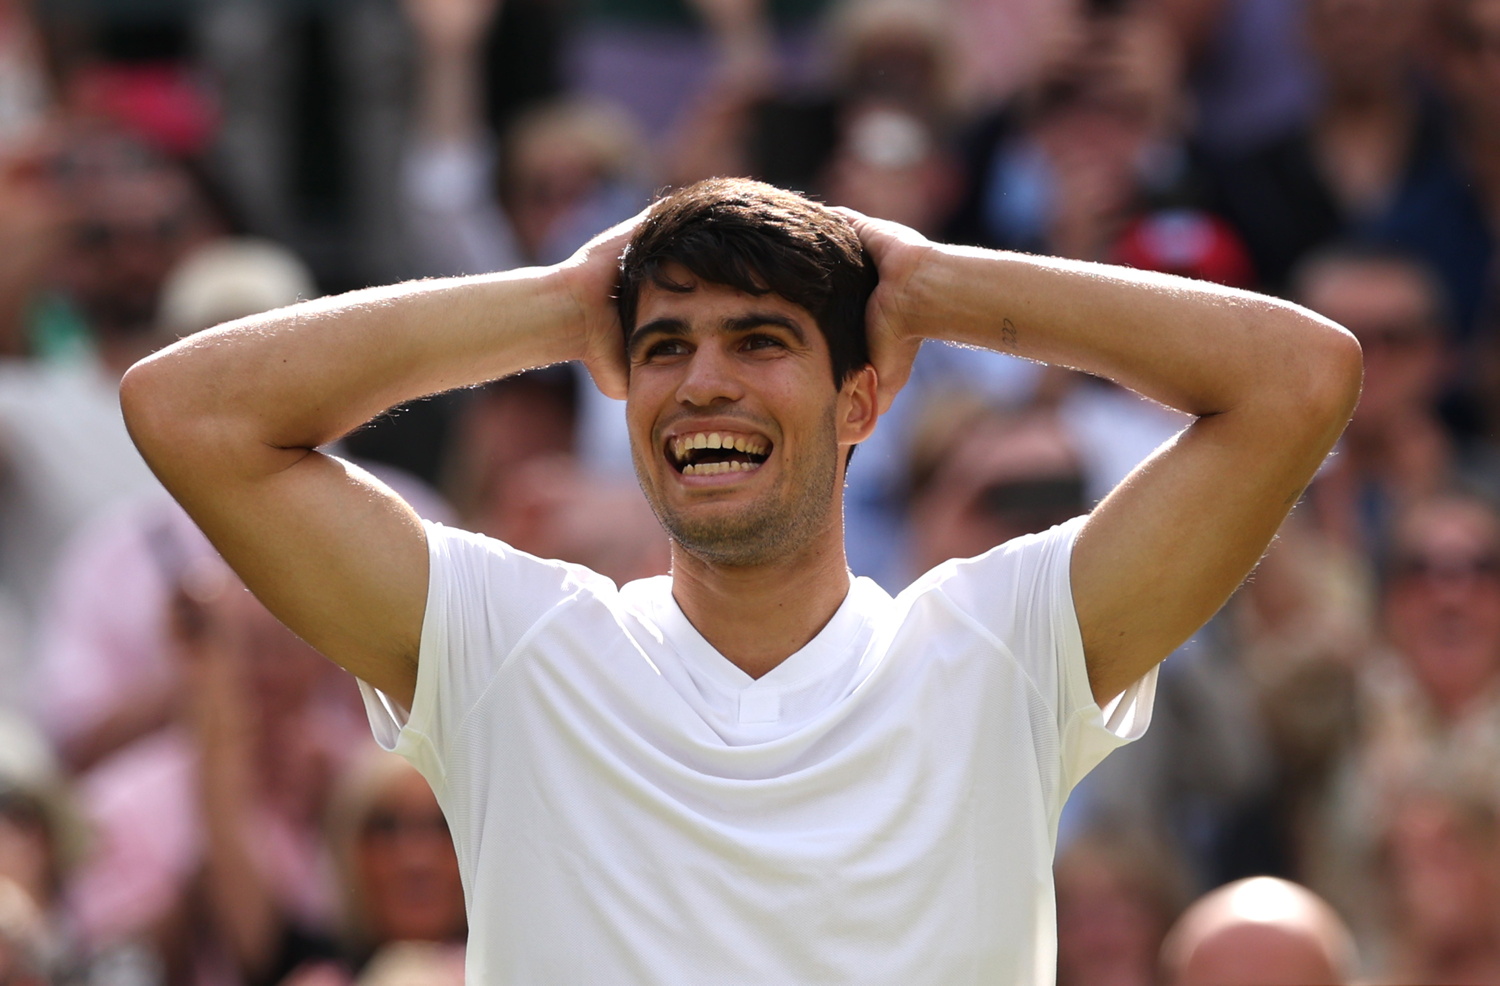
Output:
top-left (1292, 245), bottom-right (1456, 555)
top-left (1160, 877), bottom-right (1357, 986)
top-left (121, 179), bottom-right (1361, 983)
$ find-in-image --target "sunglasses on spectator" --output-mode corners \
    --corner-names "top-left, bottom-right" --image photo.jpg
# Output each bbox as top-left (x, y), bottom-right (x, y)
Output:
top-left (73, 215), bottom-right (190, 251)
top-left (976, 476), bottom-right (1085, 518)
top-left (1389, 552), bottom-right (1500, 584)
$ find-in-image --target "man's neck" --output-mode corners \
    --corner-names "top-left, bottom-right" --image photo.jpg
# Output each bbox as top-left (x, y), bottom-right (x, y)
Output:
top-left (668, 530), bottom-right (854, 680)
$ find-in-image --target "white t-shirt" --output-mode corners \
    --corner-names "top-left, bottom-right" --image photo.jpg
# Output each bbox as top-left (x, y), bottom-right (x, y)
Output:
top-left (361, 516), bottom-right (1156, 984)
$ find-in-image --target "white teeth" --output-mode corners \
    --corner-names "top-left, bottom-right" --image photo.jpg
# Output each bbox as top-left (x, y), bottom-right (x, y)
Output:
top-left (681, 460), bottom-right (758, 476)
top-left (670, 432), bottom-right (770, 468)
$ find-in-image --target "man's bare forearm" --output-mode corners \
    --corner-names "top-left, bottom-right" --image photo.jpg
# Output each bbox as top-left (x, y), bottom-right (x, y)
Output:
top-left (863, 234), bottom-right (1362, 704)
top-left (903, 245), bottom-right (1360, 426)
top-left (122, 266), bottom-right (584, 481)
top-left (118, 263), bottom-right (608, 700)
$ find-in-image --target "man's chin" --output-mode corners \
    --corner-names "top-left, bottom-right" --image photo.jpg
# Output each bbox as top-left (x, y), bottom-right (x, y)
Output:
top-left (654, 500), bottom-right (794, 567)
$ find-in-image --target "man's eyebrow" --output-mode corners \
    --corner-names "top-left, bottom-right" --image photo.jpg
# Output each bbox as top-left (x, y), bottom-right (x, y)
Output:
top-left (724, 312), bottom-right (807, 343)
top-left (628, 312), bottom-right (808, 354)
top-left (627, 317), bottom-right (687, 355)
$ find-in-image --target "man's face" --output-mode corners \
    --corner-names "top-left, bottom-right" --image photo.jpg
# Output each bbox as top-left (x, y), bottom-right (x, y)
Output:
top-left (624, 265), bottom-right (871, 568)
top-left (1299, 259), bottom-right (1442, 431)
top-left (56, 151), bottom-right (215, 336)
top-left (1385, 499), bottom-right (1500, 717)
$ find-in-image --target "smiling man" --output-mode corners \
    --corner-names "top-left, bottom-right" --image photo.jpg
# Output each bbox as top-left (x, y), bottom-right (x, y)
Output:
top-left (121, 179), bottom-right (1361, 984)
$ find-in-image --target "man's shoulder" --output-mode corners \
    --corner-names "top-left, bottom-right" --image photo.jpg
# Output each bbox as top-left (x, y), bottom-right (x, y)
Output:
top-left (424, 521), bottom-right (635, 634)
top-left (426, 521), bottom-right (618, 588)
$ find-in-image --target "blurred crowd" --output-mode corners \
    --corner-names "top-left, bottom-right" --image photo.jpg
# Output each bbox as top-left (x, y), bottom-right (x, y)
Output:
top-left (0, 0), bottom-right (1496, 982)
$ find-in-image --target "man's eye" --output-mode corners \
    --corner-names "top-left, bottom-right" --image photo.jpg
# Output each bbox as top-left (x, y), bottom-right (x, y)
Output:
top-left (743, 334), bottom-right (784, 351)
top-left (643, 339), bottom-right (688, 359)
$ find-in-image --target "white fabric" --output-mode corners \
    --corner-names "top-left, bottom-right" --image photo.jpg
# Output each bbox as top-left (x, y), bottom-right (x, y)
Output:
top-left (361, 516), bottom-right (1155, 984)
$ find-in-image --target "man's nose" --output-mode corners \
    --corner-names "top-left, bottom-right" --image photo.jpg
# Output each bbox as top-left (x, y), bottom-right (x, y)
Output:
top-left (675, 345), bottom-right (744, 406)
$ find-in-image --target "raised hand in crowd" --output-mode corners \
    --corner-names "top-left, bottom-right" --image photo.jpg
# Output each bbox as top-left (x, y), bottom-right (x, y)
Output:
top-left (402, 0), bottom-right (504, 143)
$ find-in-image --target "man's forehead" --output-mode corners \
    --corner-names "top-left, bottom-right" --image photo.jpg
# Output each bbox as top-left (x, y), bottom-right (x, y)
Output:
top-left (634, 267), bottom-right (818, 328)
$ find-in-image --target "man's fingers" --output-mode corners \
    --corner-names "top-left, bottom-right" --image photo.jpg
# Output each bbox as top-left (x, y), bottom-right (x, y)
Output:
top-left (584, 349), bottom-right (629, 401)
top-left (870, 336), bottom-right (920, 415)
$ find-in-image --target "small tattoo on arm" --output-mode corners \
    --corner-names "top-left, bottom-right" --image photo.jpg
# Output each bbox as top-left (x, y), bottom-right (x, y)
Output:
top-left (1001, 318), bottom-right (1019, 350)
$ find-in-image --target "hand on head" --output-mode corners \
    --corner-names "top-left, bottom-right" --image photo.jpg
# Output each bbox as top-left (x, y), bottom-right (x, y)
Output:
top-left (832, 206), bottom-right (931, 414)
top-left (557, 206), bottom-right (654, 401)
top-left (568, 195), bottom-right (932, 414)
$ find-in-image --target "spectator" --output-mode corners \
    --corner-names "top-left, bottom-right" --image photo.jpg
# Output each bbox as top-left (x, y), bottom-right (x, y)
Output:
top-left (398, 0), bottom-right (651, 489)
top-left (203, 743), bottom-right (467, 986)
top-left (1309, 491), bottom-right (1500, 954)
top-left (1374, 767), bottom-right (1500, 983)
top-left (667, 0), bottom-right (964, 199)
top-left (439, 370), bottom-right (578, 527)
top-left (566, 0), bottom-right (830, 140)
top-left (63, 565), bottom-right (367, 983)
top-left (0, 712), bottom-right (98, 983)
top-left (26, 238), bottom-right (451, 776)
top-left (0, 134), bottom-right (69, 362)
top-left (1381, 0), bottom-right (1498, 342)
top-left (1375, 493), bottom-right (1500, 727)
top-left (1294, 246), bottom-right (1458, 558)
top-left (902, 400), bottom-right (1087, 578)
top-left (1208, 0), bottom-right (1441, 295)
top-left (951, 0), bottom-right (1245, 279)
top-left (439, 368), bottom-right (668, 586)
top-left (308, 751), bottom-right (466, 984)
top-left (25, 238), bottom-right (316, 774)
top-left (0, 123), bottom-right (222, 635)
top-left (403, 0), bottom-right (651, 276)
top-left (1159, 876), bottom-right (1357, 986)
top-left (1215, 510), bottom-right (1370, 885)
top-left (1056, 827), bottom-right (1191, 986)
top-left (197, 0), bottom-right (411, 291)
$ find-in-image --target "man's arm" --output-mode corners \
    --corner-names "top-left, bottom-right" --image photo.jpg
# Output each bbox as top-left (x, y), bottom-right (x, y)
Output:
top-left (119, 225), bottom-right (633, 707)
top-left (847, 212), bottom-right (1362, 707)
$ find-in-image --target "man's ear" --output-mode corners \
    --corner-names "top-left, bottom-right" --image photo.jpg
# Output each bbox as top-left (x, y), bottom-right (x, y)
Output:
top-left (837, 364), bottom-right (879, 446)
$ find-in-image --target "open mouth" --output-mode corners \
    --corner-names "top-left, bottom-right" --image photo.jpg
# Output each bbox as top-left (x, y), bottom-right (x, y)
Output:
top-left (667, 431), bottom-right (771, 476)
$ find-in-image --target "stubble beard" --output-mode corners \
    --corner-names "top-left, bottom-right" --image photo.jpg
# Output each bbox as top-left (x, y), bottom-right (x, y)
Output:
top-left (635, 408), bottom-right (842, 569)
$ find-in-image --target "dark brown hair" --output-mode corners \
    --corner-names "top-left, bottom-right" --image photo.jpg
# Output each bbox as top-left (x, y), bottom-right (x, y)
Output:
top-left (616, 178), bottom-right (876, 387)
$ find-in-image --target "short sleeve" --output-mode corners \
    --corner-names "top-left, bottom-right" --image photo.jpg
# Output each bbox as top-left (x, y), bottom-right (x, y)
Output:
top-left (358, 521), bottom-right (608, 785)
top-left (927, 515), bottom-right (1157, 795)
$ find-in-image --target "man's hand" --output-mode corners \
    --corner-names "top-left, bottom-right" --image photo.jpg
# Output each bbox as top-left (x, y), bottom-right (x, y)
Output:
top-left (556, 206), bottom-right (652, 400)
top-left (836, 207), bottom-right (932, 414)
top-left (402, 0), bottom-right (502, 56)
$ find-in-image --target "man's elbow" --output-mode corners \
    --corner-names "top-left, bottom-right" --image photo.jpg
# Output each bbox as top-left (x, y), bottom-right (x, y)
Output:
top-left (119, 350), bottom-right (214, 474)
top-left (119, 353), bottom-right (171, 457)
top-left (1277, 310), bottom-right (1363, 437)
top-left (1308, 317), bottom-right (1363, 424)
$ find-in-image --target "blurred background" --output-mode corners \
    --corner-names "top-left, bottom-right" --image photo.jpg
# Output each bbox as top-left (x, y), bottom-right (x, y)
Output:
top-left (0, 0), bottom-right (1496, 981)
